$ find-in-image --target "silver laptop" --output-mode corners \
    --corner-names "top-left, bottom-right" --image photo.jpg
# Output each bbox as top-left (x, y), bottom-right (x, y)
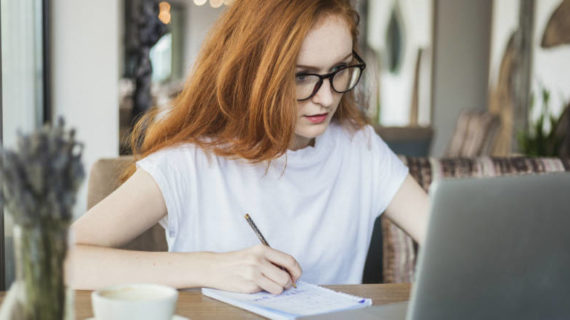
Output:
top-left (302, 173), bottom-right (570, 319)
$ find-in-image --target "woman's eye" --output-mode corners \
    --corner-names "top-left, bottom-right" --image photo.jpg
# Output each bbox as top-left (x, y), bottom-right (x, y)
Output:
top-left (295, 73), bottom-right (309, 83)
top-left (332, 64), bottom-right (348, 73)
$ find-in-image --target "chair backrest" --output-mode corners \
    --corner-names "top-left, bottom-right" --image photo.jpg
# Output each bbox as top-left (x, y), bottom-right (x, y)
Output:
top-left (445, 110), bottom-right (501, 157)
top-left (87, 156), bottom-right (168, 251)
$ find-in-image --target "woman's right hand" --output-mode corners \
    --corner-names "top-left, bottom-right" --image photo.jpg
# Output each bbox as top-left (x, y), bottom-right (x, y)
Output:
top-left (205, 244), bottom-right (302, 295)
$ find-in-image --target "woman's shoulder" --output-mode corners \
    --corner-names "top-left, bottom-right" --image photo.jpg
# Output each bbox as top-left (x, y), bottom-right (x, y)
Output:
top-left (137, 142), bottom-right (214, 170)
top-left (144, 142), bottom-right (199, 159)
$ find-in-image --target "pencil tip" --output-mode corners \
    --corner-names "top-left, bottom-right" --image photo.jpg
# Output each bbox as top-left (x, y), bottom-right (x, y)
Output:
top-left (244, 213), bottom-right (250, 219)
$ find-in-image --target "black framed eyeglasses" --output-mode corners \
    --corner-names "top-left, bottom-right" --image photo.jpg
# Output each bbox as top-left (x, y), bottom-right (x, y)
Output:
top-left (295, 50), bottom-right (366, 101)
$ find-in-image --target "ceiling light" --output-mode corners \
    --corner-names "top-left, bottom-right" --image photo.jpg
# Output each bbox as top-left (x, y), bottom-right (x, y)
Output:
top-left (210, 0), bottom-right (223, 8)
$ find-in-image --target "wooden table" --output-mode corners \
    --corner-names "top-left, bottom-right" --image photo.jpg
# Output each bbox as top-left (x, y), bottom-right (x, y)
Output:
top-left (0, 283), bottom-right (410, 319)
top-left (72, 283), bottom-right (411, 319)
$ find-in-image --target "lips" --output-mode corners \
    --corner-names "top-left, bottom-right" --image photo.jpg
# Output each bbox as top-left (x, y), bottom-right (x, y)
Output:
top-left (305, 113), bottom-right (328, 124)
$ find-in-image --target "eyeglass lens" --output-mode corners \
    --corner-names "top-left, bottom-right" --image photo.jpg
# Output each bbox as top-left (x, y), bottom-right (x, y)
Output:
top-left (295, 66), bottom-right (363, 101)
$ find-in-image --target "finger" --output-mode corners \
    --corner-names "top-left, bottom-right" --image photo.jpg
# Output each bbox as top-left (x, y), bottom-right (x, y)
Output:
top-left (255, 273), bottom-right (285, 295)
top-left (259, 260), bottom-right (292, 289)
top-left (262, 247), bottom-right (303, 281)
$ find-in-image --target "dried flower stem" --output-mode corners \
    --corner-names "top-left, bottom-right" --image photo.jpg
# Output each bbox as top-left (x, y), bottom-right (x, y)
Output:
top-left (0, 118), bottom-right (84, 320)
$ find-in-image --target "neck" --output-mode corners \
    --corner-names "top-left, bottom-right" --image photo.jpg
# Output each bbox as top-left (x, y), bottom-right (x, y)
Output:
top-left (289, 135), bottom-right (315, 151)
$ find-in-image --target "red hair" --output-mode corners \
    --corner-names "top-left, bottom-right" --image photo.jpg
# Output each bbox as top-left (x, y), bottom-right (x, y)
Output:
top-left (124, 0), bottom-right (367, 180)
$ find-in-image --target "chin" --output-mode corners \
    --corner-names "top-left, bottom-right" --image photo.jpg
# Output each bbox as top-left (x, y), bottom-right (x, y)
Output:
top-left (296, 123), bottom-right (329, 140)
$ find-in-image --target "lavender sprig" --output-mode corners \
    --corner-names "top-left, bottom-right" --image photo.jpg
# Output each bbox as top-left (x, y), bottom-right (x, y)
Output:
top-left (0, 118), bottom-right (84, 227)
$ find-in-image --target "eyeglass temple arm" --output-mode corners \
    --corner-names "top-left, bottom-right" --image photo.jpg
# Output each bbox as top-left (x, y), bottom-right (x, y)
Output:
top-left (352, 50), bottom-right (366, 68)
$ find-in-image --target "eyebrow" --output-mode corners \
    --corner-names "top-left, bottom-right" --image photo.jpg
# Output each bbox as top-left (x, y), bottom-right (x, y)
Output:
top-left (296, 52), bottom-right (353, 72)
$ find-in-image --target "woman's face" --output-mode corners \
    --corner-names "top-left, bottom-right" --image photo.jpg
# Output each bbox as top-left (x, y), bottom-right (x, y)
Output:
top-left (290, 15), bottom-right (353, 150)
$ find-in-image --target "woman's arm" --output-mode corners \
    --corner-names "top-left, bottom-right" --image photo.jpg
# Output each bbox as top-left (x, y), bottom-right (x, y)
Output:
top-left (384, 175), bottom-right (430, 245)
top-left (72, 169), bottom-right (167, 248)
top-left (67, 169), bottom-right (301, 293)
top-left (67, 245), bottom-right (216, 289)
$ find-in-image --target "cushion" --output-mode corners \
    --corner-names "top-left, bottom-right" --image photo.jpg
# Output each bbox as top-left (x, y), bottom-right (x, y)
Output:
top-left (445, 111), bottom-right (501, 157)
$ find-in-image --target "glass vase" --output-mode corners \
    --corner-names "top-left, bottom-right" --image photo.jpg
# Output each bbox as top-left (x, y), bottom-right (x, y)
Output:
top-left (13, 223), bottom-right (73, 320)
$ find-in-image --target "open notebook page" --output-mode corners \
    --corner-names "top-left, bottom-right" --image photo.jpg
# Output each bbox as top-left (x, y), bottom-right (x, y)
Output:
top-left (201, 281), bottom-right (372, 319)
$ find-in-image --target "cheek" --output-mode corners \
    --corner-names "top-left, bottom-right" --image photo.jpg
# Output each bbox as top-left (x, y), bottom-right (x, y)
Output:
top-left (335, 95), bottom-right (343, 107)
top-left (296, 101), bottom-right (308, 116)
top-left (332, 95), bottom-right (344, 112)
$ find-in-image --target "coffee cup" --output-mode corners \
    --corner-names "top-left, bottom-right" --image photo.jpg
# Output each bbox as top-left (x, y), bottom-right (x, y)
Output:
top-left (91, 283), bottom-right (178, 320)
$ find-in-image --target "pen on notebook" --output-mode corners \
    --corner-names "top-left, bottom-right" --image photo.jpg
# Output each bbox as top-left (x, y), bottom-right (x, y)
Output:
top-left (244, 213), bottom-right (297, 288)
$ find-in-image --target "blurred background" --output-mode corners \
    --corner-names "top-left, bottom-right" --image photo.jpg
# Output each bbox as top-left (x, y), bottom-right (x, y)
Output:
top-left (1, 0), bottom-right (569, 288)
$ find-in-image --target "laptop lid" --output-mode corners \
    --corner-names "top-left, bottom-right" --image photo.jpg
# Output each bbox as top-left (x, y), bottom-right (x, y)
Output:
top-left (407, 173), bottom-right (570, 320)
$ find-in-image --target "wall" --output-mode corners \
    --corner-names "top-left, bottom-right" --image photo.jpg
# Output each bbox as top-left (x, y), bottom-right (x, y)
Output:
top-left (489, 0), bottom-right (570, 140)
top-left (488, 0), bottom-right (519, 88)
top-left (367, 0), bottom-right (432, 126)
top-left (531, 0), bottom-right (570, 120)
top-left (430, 0), bottom-right (493, 156)
top-left (183, 4), bottom-right (224, 76)
top-left (51, 0), bottom-right (120, 218)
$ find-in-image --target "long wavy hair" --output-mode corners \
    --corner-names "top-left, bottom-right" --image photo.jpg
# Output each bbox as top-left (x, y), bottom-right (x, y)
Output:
top-left (123, 0), bottom-right (367, 180)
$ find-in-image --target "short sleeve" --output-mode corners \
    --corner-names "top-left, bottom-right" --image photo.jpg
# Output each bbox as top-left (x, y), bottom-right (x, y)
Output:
top-left (367, 126), bottom-right (409, 216)
top-left (136, 149), bottom-right (186, 243)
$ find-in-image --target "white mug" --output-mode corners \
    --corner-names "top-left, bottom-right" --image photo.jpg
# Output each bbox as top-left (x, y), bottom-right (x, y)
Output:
top-left (91, 283), bottom-right (178, 320)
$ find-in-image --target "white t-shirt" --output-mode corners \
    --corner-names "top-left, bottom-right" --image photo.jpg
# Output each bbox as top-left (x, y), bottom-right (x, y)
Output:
top-left (136, 123), bottom-right (408, 284)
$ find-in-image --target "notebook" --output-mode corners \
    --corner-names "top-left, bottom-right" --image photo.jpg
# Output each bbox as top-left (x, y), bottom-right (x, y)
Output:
top-left (201, 281), bottom-right (372, 319)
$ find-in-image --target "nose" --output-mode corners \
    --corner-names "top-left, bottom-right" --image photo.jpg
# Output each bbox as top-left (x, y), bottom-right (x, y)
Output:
top-left (311, 79), bottom-right (335, 107)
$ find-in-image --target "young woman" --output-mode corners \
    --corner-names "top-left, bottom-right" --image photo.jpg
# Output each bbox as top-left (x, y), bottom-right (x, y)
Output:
top-left (68, 0), bottom-right (429, 294)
